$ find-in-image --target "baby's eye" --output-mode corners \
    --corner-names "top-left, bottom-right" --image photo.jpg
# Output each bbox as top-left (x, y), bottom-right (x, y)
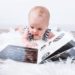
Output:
top-left (31, 26), bottom-right (34, 29)
top-left (38, 28), bottom-right (42, 31)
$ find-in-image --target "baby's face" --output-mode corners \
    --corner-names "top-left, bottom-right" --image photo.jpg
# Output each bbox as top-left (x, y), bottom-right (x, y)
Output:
top-left (28, 11), bottom-right (49, 40)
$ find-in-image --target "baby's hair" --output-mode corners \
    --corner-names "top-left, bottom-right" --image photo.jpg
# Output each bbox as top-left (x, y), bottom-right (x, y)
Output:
top-left (29, 6), bottom-right (50, 20)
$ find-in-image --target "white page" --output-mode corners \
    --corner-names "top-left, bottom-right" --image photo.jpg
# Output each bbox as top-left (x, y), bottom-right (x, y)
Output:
top-left (37, 31), bottom-right (74, 63)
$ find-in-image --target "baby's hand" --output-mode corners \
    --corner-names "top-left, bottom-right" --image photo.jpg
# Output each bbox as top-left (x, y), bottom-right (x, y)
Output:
top-left (22, 31), bottom-right (38, 48)
top-left (48, 32), bottom-right (55, 39)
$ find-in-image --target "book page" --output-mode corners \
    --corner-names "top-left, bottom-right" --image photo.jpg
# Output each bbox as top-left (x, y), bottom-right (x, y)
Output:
top-left (37, 31), bottom-right (74, 63)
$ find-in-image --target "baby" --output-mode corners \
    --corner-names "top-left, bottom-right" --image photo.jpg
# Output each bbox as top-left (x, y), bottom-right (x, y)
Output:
top-left (22, 6), bottom-right (55, 48)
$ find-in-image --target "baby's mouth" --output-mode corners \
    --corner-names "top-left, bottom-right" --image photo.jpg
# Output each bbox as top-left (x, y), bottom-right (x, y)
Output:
top-left (33, 34), bottom-right (39, 36)
top-left (32, 34), bottom-right (39, 39)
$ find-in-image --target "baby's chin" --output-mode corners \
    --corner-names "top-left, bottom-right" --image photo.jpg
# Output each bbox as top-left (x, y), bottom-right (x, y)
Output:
top-left (33, 36), bottom-right (42, 40)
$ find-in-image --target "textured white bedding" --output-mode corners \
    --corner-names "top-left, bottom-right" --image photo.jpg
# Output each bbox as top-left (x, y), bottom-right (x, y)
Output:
top-left (0, 29), bottom-right (75, 75)
top-left (0, 59), bottom-right (75, 75)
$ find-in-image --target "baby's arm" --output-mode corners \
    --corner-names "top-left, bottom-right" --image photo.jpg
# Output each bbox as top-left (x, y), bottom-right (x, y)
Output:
top-left (15, 25), bottom-right (25, 34)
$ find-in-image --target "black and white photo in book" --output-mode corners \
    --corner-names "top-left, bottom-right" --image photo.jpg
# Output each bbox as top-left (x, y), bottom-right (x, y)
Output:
top-left (0, 31), bottom-right (75, 64)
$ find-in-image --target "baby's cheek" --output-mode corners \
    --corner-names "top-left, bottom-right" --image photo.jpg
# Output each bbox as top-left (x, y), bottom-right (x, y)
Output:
top-left (39, 32), bottom-right (44, 36)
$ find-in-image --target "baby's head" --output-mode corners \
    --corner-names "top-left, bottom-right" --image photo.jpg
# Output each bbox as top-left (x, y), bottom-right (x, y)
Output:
top-left (28, 6), bottom-right (50, 40)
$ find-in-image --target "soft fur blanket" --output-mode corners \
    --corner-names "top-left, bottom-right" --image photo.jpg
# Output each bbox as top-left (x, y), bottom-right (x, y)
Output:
top-left (0, 59), bottom-right (75, 75)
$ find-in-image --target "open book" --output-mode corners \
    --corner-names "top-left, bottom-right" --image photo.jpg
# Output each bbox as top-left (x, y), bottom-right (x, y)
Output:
top-left (37, 31), bottom-right (75, 63)
top-left (0, 31), bottom-right (75, 64)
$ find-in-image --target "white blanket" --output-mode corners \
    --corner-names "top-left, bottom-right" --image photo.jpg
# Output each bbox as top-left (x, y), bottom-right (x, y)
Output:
top-left (0, 30), bottom-right (75, 75)
top-left (0, 59), bottom-right (75, 75)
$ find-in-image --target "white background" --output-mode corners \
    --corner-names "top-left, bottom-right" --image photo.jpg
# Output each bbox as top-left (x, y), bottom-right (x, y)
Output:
top-left (0, 0), bottom-right (75, 31)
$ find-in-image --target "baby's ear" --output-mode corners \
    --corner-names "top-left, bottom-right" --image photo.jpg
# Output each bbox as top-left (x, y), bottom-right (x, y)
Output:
top-left (48, 32), bottom-right (55, 39)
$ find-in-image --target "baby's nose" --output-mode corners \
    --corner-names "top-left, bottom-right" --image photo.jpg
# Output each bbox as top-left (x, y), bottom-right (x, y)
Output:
top-left (33, 29), bottom-right (38, 33)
